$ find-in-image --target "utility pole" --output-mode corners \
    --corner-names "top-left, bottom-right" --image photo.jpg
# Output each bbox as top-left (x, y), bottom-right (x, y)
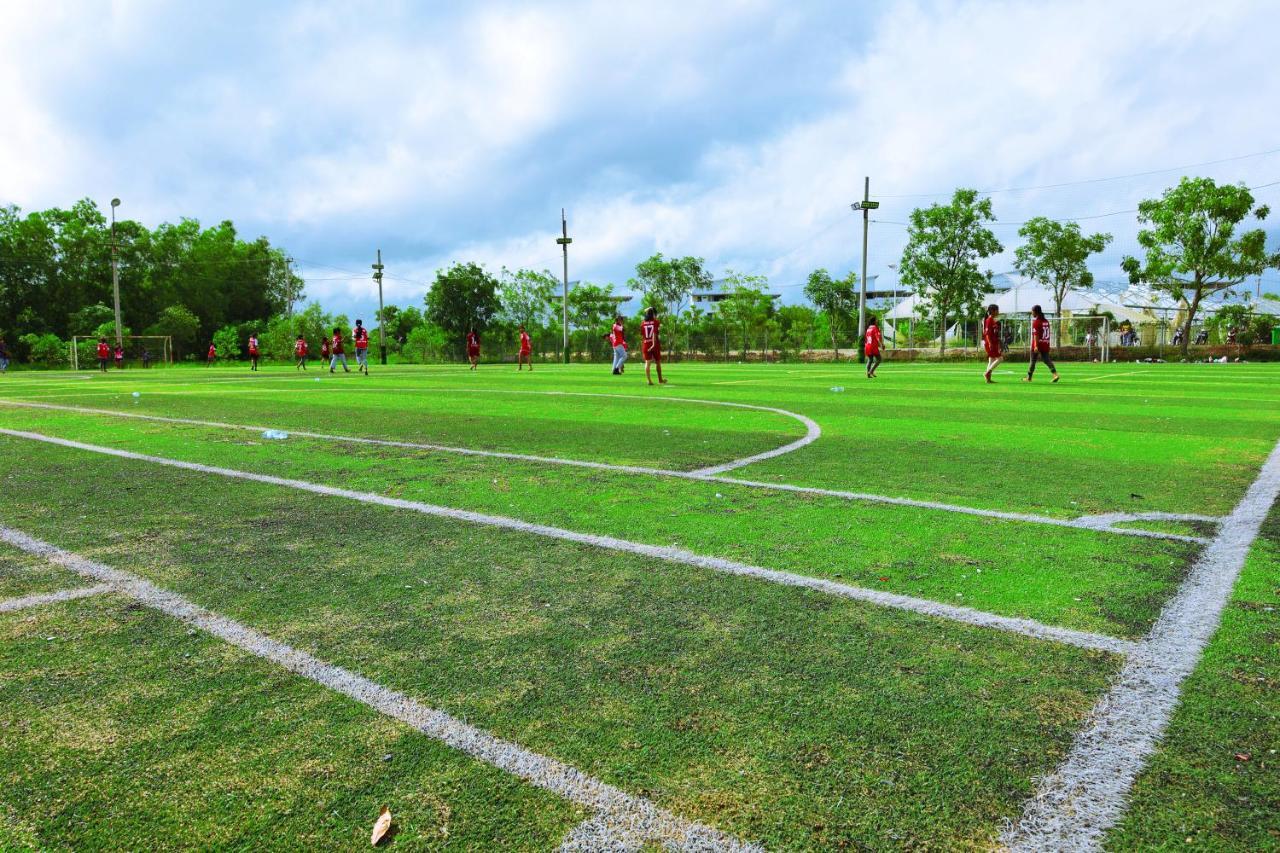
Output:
top-left (556, 209), bottom-right (573, 364)
top-left (372, 249), bottom-right (387, 365)
top-left (110, 198), bottom-right (123, 349)
top-left (285, 256), bottom-right (296, 317)
top-left (850, 178), bottom-right (879, 364)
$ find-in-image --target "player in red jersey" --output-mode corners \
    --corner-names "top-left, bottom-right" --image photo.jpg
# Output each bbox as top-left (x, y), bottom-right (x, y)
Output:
top-left (607, 314), bottom-right (628, 375)
top-left (466, 329), bottom-right (480, 370)
top-left (247, 334), bottom-right (260, 371)
top-left (207, 343), bottom-right (217, 366)
top-left (982, 304), bottom-right (1003, 383)
top-left (353, 319), bottom-right (370, 375)
top-left (517, 325), bottom-right (532, 371)
top-left (294, 335), bottom-right (308, 370)
top-left (113, 344), bottom-right (125, 369)
top-left (641, 307), bottom-right (666, 385)
top-left (864, 314), bottom-right (883, 378)
top-left (330, 327), bottom-right (350, 373)
top-left (1024, 304), bottom-right (1060, 383)
top-left (96, 338), bottom-right (110, 372)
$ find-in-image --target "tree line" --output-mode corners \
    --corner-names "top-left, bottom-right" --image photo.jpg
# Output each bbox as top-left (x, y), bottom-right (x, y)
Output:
top-left (3, 177), bottom-right (1275, 366)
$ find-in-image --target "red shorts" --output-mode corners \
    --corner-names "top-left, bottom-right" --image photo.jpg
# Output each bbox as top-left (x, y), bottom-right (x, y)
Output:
top-left (519, 347), bottom-right (531, 356)
top-left (1035, 343), bottom-right (1051, 355)
top-left (864, 345), bottom-right (880, 357)
top-left (468, 345), bottom-right (480, 357)
top-left (642, 342), bottom-right (661, 362)
top-left (984, 340), bottom-right (1001, 358)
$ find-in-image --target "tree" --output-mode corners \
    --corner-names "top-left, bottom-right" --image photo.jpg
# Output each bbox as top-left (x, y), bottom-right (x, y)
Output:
top-left (717, 272), bottom-right (772, 356)
top-left (68, 303), bottom-right (116, 336)
top-left (567, 282), bottom-right (617, 361)
top-left (1014, 217), bottom-right (1112, 343)
top-left (18, 333), bottom-right (67, 367)
top-left (899, 188), bottom-right (1003, 354)
top-left (424, 262), bottom-right (500, 359)
top-left (803, 268), bottom-right (857, 359)
top-left (147, 304), bottom-right (201, 357)
top-left (628, 253), bottom-right (710, 318)
top-left (499, 267), bottom-right (558, 328)
top-left (212, 325), bottom-right (241, 360)
top-left (1122, 177), bottom-right (1278, 356)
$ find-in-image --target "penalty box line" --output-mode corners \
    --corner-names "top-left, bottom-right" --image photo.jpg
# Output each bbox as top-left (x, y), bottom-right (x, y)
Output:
top-left (0, 583), bottom-right (115, 614)
top-left (0, 525), bottom-right (757, 852)
top-left (0, 428), bottom-right (1137, 656)
top-left (1001, 433), bottom-right (1280, 851)
top-left (0, 400), bottom-right (1208, 544)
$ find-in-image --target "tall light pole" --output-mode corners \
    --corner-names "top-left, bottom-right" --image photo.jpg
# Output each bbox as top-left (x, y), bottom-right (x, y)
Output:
top-left (110, 198), bottom-right (123, 349)
top-left (850, 177), bottom-right (879, 364)
top-left (556, 209), bottom-right (572, 364)
top-left (372, 249), bottom-right (387, 365)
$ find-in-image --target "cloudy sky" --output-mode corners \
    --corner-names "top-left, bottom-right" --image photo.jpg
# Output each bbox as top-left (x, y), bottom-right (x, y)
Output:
top-left (3, 0), bottom-right (1278, 316)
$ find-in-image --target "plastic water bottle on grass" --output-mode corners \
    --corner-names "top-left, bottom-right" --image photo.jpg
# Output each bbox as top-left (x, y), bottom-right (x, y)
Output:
top-left (830, 386), bottom-right (845, 393)
top-left (261, 429), bottom-right (290, 440)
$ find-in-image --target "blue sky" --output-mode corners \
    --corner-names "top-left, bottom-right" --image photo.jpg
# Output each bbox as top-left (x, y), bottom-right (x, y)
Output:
top-left (3, 0), bottom-right (1279, 318)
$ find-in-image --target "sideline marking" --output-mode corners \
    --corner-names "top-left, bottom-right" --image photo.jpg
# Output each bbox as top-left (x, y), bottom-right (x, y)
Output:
top-left (0, 400), bottom-right (1204, 543)
top-left (0, 525), bottom-right (757, 852)
top-left (1002, 435), bottom-right (1280, 850)
top-left (0, 428), bottom-right (1138, 655)
top-left (0, 583), bottom-right (115, 614)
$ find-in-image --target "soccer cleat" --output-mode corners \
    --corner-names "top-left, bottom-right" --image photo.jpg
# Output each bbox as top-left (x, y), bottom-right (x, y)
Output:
top-left (1023, 376), bottom-right (1032, 382)
top-left (984, 371), bottom-right (993, 383)
top-left (1052, 374), bottom-right (1061, 383)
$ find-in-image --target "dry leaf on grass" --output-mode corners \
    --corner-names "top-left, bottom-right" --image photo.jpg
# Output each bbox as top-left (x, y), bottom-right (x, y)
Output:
top-left (371, 806), bottom-right (392, 846)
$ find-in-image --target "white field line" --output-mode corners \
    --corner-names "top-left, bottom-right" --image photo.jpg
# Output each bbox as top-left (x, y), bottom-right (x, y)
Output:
top-left (0, 400), bottom-right (1207, 544)
top-left (0, 428), bottom-right (1138, 656)
top-left (1001, 434), bottom-right (1280, 851)
top-left (0, 583), bottom-right (115, 614)
top-left (1078, 371), bottom-right (1149, 382)
top-left (0, 526), bottom-right (754, 852)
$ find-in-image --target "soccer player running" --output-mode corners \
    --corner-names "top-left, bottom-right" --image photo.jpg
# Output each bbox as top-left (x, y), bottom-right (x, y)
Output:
top-left (641, 307), bottom-right (666, 385)
top-left (1025, 304), bottom-right (1060, 383)
top-left (608, 314), bottom-right (628, 375)
top-left (96, 338), bottom-right (110, 372)
top-left (330, 327), bottom-right (350, 373)
top-left (206, 342), bottom-right (216, 366)
top-left (466, 329), bottom-right (480, 370)
top-left (982, 303), bottom-right (1003, 383)
top-left (517, 325), bottom-right (532, 371)
top-left (114, 345), bottom-right (125, 369)
top-left (294, 335), bottom-right (308, 370)
top-left (864, 314), bottom-right (883, 378)
top-left (353, 319), bottom-right (370, 375)
top-left (248, 333), bottom-right (260, 371)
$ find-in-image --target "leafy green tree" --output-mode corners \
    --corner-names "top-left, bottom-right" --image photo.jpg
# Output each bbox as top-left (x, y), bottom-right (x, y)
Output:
top-left (1014, 217), bottom-right (1112, 342)
top-left (403, 323), bottom-right (448, 363)
top-left (147, 304), bottom-right (201, 357)
top-left (499, 267), bottom-right (558, 328)
top-left (212, 325), bottom-right (241, 360)
top-left (68, 303), bottom-right (116, 336)
top-left (18, 333), bottom-right (67, 367)
top-left (899, 188), bottom-right (1003, 354)
top-left (803, 268), bottom-right (857, 359)
top-left (628, 253), bottom-right (711, 318)
top-left (567, 282), bottom-right (618, 360)
top-left (717, 272), bottom-right (772, 355)
top-left (425, 262), bottom-right (500, 359)
top-left (1121, 177), bottom-right (1278, 356)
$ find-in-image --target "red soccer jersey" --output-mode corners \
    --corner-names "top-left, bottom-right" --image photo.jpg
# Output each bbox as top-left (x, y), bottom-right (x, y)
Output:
top-left (864, 324), bottom-right (882, 355)
top-left (353, 327), bottom-right (368, 349)
top-left (114, 348), bottom-right (124, 361)
top-left (97, 343), bottom-right (110, 359)
top-left (611, 322), bottom-right (625, 347)
top-left (466, 331), bottom-right (479, 350)
top-left (331, 333), bottom-right (344, 354)
top-left (207, 345), bottom-right (216, 358)
top-left (248, 336), bottom-right (259, 354)
top-left (519, 331), bottom-right (531, 353)
top-left (1032, 316), bottom-right (1050, 349)
top-left (295, 340), bottom-right (308, 356)
top-left (641, 319), bottom-right (658, 344)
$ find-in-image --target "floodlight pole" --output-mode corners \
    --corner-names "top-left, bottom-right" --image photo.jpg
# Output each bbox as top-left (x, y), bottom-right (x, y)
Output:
top-left (556, 209), bottom-right (573, 364)
top-left (372, 249), bottom-right (387, 365)
top-left (850, 178), bottom-right (878, 365)
top-left (110, 198), bottom-right (123, 349)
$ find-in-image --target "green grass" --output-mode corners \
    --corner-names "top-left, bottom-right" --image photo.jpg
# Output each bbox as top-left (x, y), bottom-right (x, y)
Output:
top-left (1, 361), bottom-right (1278, 848)
top-left (0, 549), bottom-right (93, 600)
top-left (1107, 504), bottom-right (1280, 851)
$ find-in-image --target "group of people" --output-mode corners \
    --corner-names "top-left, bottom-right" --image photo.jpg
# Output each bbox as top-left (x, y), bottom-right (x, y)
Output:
top-left (476, 306), bottom-right (667, 385)
top-left (285, 320), bottom-right (373, 374)
top-left (861, 303), bottom-right (1061, 383)
top-left (94, 339), bottom-right (153, 370)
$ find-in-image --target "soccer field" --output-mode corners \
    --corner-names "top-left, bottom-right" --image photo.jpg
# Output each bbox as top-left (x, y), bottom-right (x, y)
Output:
top-left (1, 361), bottom-right (1277, 850)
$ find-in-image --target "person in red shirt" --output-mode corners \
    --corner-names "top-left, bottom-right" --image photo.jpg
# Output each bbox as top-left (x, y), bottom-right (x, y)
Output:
top-left (330, 327), bottom-right (350, 373)
top-left (517, 325), bottom-right (532, 371)
top-left (1024, 304), bottom-right (1060, 383)
top-left (982, 304), bottom-right (1004, 383)
top-left (96, 338), bottom-right (110, 372)
top-left (247, 334), bottom-right (260, 372)
top-left (864, 315), bottom-right (883, 378)
top-left (294, 335), bottom-right (308, 370)
top-left (207, 343), bottom-right (217, 366)
top-left (320, 335), bottom-right (331, 363)
top-left (352, 319), bottom-right (370, 375)
top-left (641, 307), bottom-right (666, 385)
top-left (114, 345), bottom-right (124, 369)
top-left (466, 329), bottom-right (480, 370)
top-left (606, 314), bottom-right (628, 375)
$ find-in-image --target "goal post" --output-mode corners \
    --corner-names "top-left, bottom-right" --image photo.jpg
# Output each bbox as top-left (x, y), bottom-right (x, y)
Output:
top-left (70, 336), bottom-right (173, 370)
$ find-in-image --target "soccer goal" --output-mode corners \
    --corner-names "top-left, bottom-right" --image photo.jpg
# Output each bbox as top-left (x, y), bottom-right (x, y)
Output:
top-left (70, 336), bottom-right (173, 370)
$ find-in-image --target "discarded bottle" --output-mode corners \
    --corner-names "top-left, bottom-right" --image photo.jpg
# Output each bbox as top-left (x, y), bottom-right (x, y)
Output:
top-left (261, 429), bottom-right (290, 440)
top-left (830, 386), bottom-right (845, 393)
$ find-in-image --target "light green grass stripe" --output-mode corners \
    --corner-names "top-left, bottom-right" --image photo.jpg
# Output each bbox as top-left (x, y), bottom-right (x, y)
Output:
top-left (0, 525), bottom-right (756, 852)
top-left (0, 427), bottom-right (1138, 655)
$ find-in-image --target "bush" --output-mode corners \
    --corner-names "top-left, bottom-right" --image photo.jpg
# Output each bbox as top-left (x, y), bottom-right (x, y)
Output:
top-left (18, 333), bottom-right (68, 367)
top-left (403, 323), bottom-right (448, 363)
top-left (212, 325), bottom-right (242, 360)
